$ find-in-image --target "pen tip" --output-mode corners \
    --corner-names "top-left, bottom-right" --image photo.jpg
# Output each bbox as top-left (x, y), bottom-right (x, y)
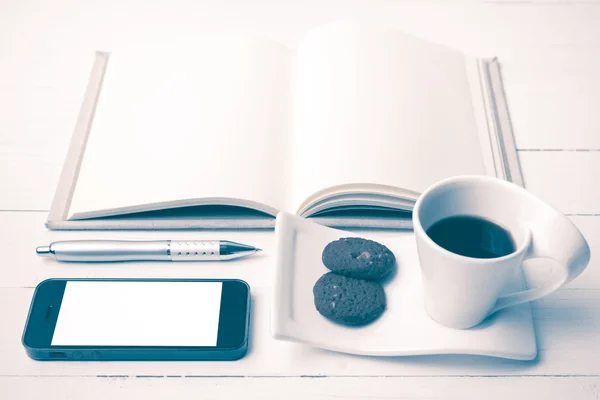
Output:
top-left (255, 248), bottom-right (263, 252)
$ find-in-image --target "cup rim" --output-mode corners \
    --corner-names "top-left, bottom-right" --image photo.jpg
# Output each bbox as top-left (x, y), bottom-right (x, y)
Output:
top-left (412, 175), bottom-right (532, 264)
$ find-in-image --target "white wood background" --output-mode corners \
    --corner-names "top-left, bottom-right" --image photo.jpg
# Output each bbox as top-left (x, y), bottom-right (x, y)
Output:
top-left (2, 0), bottom-right (600, 398)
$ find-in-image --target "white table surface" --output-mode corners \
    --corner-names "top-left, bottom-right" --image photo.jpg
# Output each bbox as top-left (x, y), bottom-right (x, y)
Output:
top-left (2, 0), bottom-right (600, 399)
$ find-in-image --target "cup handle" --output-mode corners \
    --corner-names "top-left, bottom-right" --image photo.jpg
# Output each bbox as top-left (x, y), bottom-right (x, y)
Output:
top-left (490, 218), bottom-right (591, 314)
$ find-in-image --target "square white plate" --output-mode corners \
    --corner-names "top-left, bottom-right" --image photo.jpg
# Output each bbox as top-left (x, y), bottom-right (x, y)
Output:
top-left (272, 212), bottom-right (537, 360)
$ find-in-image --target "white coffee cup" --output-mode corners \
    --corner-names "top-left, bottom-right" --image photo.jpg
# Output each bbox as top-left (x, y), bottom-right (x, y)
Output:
top-left (413, 175), bottom-right (590, 329)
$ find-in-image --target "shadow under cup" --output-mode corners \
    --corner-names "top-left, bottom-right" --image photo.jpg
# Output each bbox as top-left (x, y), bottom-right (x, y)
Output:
top-left (413, 176), bottom-right (535, 329)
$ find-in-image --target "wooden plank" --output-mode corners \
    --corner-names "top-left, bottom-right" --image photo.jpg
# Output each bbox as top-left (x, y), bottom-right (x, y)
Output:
top-left (495, 45), bottom-right (600, 94)
top-left (0, 155), bottom-right (62, 212)
top-left (0, 84), bottom-right (88, 211)
top-left (494, 45), bottom-right (600, 149)
top-left (382, 3), bottom-right (600, 47)
top-left (0, 212), bottom-right (597, 289)
top-left (488, 0), bottom-right (600, 3)
top-left (0, 212), bottom-right (274, 289)
top-left (1, 376), bottom-right (600, 400)
top-left (3, 284), bottom-right (600, 376)
top-left (519, 151), bottom-right (600, 214)
top-left (5, 213), bottom-right (600, 376)
top-left (507, 92), bottom-right (600, 150)
top-left (1, 210), bottom-right (597, 377)
top-left (1, 2), bottom-right (600, 56)
top-left (490, 44), bottom-right (600, 150)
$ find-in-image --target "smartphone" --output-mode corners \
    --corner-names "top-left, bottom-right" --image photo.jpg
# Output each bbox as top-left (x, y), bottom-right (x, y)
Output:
top-left (22, 278), bottom-right (250, 361)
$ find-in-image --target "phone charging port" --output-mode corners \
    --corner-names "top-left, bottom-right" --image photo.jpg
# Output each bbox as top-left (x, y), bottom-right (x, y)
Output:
top-left (49, 352), bottom-right (67, 359)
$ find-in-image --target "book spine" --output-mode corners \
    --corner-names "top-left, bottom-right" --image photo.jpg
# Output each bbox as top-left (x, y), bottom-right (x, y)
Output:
top-left (482, 59), bottom-right (524, 188)
top-left (46, 52), bottom-right (110, 229)
top-left (467, 57), bottom-right (524, 188)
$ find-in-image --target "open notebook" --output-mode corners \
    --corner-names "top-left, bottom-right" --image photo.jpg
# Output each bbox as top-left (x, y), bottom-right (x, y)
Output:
top-left (47, 21), bottom-right (522, 230)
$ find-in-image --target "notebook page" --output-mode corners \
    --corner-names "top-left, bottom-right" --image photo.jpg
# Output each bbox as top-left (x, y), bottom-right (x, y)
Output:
top-left (289, 21), bottom-right (486, 213)
top-left (69, 38), bottom-right (291, 219)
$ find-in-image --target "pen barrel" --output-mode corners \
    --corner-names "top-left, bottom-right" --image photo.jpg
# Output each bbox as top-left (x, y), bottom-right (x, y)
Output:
top-left (49, 240), bottom-right (171, 262)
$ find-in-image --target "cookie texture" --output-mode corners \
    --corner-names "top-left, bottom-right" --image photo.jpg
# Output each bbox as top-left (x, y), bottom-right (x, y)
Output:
top-left (322, 237), bottom-right (395, 281)
top-left (313, 272), bottom-right (386, 326)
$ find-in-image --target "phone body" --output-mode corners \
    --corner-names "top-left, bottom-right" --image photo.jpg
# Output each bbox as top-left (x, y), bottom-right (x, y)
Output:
top-left (22, 278), bottom-right (250, 361)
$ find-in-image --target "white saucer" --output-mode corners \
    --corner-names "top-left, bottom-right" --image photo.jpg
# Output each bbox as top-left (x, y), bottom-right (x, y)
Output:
top-left (271, 212), bottom-right (537, 360)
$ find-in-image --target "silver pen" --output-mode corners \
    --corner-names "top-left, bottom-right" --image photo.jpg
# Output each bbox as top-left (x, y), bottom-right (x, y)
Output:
top-left (35, 240), bottom-right (262, 262)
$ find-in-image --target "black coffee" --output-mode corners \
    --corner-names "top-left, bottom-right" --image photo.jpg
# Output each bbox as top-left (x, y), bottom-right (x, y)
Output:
top-left (425, 215), bottom-right (516, 259)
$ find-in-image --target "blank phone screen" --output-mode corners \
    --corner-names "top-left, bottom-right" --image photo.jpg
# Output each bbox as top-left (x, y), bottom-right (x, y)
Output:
top-left (51, 281), bottom-right (223, 346)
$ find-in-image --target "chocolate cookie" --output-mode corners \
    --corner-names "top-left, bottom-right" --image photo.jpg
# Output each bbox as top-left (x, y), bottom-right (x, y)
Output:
top-left (313, 272), bottom-right (386, 326)
top-left (322, 237), bottom-right (395, 281)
